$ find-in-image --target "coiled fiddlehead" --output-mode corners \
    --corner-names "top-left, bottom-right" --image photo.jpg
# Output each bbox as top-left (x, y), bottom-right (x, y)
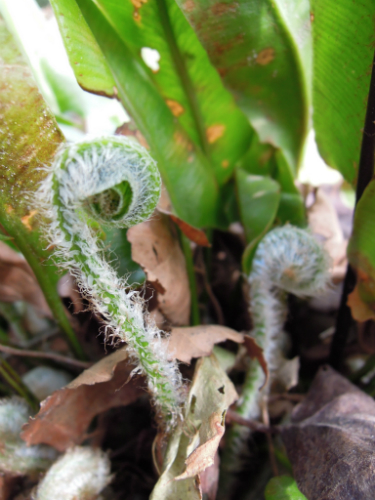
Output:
top-left (0, 397), bottom-right (56, 476)
top-left (40, 136), bottom-right (182, 425)
top-left (220, 226), bottom-right (329, 490)
top-left (34, 446), bottom-right (112, 500)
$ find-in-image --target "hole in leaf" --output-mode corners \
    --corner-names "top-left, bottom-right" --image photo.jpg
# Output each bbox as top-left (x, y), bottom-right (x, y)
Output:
top-left (141, 47), bottom-right (160, 72)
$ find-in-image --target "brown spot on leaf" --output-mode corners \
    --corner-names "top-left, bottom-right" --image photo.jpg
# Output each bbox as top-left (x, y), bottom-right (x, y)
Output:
top-left (166, 99), bottom-right (184, 117)
top-left (221, 160), bottom-right (229, 168)
top-left (256, 48), bottom-right (275, 66)
top-left (211, 2), bottom-right (237, 16)
top-left (310, 12), bottom-right (315, 22)
top-left (183, 0), bottom-right (195, 13)
top-left (20, 209), bottom-right (37, 231)
top-left (5, 205), bottom-right (13, 214)
top-left (206, 124), bottom-right (225, 144)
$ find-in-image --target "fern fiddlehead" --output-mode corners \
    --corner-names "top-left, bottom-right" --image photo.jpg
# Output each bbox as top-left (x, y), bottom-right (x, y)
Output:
top-left (221, 226), bottom-right (329, 486)
top-left (40, 136), bottom-right (182, 425)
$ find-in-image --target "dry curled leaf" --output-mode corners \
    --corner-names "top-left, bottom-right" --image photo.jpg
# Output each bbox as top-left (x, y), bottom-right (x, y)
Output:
top-left (281, 365), bottom-right (375, 500)
top-left (157, 208), bottom-right (210, 247)
top-left (0, 242), bottom-right (51, 316)
top-left (167, 325), bottom-right (244, 364)
top-left (127, 212), bottom-right (190, 326)
top-left (308, 189), bottom-right (347, 282)
top-left (150, 355), bottom-right (238, 500)
top-left (347, 284), bottom-right (375, 322)
top-left (21, 349), bottom-right (142, 452)
top-left (243, 336), bottom-right (269, 390)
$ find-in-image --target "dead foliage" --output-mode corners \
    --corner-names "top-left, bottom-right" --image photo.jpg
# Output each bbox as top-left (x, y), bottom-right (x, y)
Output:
top-left (281, 365), bottom-right (375, 500)
top-left (21, 349), bottom-right (142, 451)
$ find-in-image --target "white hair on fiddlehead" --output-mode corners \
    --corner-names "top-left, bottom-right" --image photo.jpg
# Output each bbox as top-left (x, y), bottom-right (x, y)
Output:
top-left (0, 397), bottom-right (56, 476)
top-left (220, 225), bottom-right (330, 489)
top-left (39, 135), bottom-right (182, 426)
top-left (34, 446), bottom-right (112, 500)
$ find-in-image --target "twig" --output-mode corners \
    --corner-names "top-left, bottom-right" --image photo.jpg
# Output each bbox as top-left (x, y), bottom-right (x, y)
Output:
top-left (225, 408), bottom-right (279, 434)
top-left (329, 49), bottom-right (375, 370)
top-left (0, 343), bottom-right (92, 369)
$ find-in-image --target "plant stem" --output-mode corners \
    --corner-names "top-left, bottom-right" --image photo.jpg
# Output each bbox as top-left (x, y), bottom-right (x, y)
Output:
top-left (0, 358), bottom-right (39, 411)
top-left (180, 232), bottom-right (200, 326)
top-left (0, 217), bottom-right (86, 360)
top-left (329, 49), bottom-right (375, 370)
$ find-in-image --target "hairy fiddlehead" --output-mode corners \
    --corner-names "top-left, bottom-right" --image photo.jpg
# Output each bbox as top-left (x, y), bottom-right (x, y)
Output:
top-left (34, 446), bottom-right (112, 500)
top-left (0, 397), bottom-right (56, 476)
top-left (221, 226), bottom-right (329, 484)
top-left (40, 136), bottom-right (182, 424)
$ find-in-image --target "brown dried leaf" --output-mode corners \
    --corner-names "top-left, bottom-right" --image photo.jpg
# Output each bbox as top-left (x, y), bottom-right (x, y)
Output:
top-left (21, 349), bottom-right (142, 451)
top-left (308, 189), bottom-right (347, 282)
top-left (57, 274), bottom-right (84, 314)
top-left (0, 242), bottom-right (51, 317)
top-left (167, 325), bottom-right (243, 364)
top-left (199, 451), bottom-right (219, 500)
top-left (150, 355), bottom-right (238, 499)
top-left (127, 212), bottom-right (190, 326)
top-left (281, 365), bottom-right (375, 500)
top-left (157, 208), bottom-right (210, 247)
top-left (347, 284), bottom-right (375, 322)
top-left (243, 336), bottom-right (269, 390)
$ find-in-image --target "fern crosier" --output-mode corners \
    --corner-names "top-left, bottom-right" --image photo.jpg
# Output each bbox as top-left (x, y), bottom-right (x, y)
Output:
top-left (221, 226), bottom-right (330, 480)
top-left (39, 136), bottom-right (182, 425)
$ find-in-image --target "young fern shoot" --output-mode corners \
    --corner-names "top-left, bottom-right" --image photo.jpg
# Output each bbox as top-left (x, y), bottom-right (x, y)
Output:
top-left (221, 226), bottom-right (330, 478)
top-left (40, 136), bottom-right (182, 426)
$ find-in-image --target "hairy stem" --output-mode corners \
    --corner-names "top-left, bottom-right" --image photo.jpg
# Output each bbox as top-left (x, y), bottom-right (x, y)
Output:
top-left (220, 226), bottom-right (329, 495)
top-left (40, 136), bottom-right (182, 425)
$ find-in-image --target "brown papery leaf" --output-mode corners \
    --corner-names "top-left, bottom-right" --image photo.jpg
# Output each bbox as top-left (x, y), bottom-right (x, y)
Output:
top-left (0, 242), bottom-right (51, 317)
top-left (167, 325), bottom-right (243, 364)
top-left (308, 189), bottom-right (347, 282)
top-left (199, 451), bottom-right (219, 500)
top-left (243, 336), bottom-right (269, 389)
top-left (281, 365), bottom-right (375, 500)
top-left (347, 284), bottom-right (375, 322)
top-left (150, 355), bottom-right (237, 499)
top-left (157, 208), bottom-right (211, 247)
top-left (21, 349), bottom-right (142, 451)
top-left (127, 212), bottom-right (190, 326)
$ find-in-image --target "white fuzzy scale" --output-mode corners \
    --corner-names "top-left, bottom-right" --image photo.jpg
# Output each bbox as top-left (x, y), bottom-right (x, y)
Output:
top-left (39, 136), bottom-right (182, 424)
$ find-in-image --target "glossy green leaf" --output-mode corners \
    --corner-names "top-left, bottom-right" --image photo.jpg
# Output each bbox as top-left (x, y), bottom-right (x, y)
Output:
top-left (81, 0), bottom-right (252, 183)
top-left (51, 0), bottom-right (222, 228)
top-left (239, 136), bottom-right (306, 227)
top-left (236, 170), bottom-right (280, 273)
top-left (50, 0), bottom-right (116, 97)
top-left (177, 0), bottom-right (311, 171)
top-left (311, 0), bottom-right (374, 185)
top-left (347, 179), bottom-right (375, 313)
top-left (265, 476), bottom-right (307, 500)
top-left (0, 16), bottom-right (84, 358)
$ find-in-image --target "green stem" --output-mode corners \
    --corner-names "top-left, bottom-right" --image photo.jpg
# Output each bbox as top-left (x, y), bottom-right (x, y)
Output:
top-left (156, 0), bottom-right (210, 157)
top-left (0, 302), bottom-right (29, 344)
top-left (0, 218), bottom-right (85, 360)
top-left (0, 358), bottom-right (39, 411)
top-left (180, 232), bottom-right (200, 326)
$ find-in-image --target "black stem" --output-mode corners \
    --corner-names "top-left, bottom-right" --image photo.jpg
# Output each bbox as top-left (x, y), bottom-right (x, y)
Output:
top-left (329, 51), bottom-right (375, 370)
